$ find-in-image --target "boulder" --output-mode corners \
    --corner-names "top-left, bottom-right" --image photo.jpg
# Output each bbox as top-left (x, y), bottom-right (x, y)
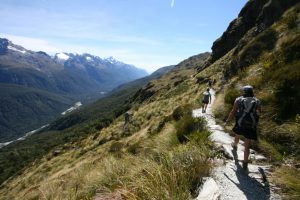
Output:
top-left (196, 177), bottom-right (220, 200)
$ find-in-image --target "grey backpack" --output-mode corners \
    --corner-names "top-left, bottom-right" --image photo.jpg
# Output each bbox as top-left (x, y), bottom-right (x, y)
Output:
top-left (236, 97), bottom-right (259, 129)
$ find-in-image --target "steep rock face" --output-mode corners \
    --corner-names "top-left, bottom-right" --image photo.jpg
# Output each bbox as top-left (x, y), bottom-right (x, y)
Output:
top-left (208, 0), bottom-right (299, 65)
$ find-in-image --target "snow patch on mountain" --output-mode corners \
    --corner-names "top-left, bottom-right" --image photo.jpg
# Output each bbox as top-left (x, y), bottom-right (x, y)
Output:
top-left (7, 45), bottom-right (27, 54)
top-left (86, 56), bottom-right (93, 61)
top-left (105, 56), bottom-right (120, 64)
top-left (56, 52), bottom-right (70, 60)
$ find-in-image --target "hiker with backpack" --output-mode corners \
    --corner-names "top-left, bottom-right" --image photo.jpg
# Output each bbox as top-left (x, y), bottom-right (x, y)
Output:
top-left (224, 85), bottom-right (261, 171)
top-left (208, 79), bottom-right (213, 88)
top-left (202, 88), bottom-right (211, 113)
top-left (123, 111), bottom-right (132, 131)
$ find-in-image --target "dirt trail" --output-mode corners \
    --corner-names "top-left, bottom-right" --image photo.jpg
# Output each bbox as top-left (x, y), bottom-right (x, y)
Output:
top-left (193, 89), bottom-right (281, 200)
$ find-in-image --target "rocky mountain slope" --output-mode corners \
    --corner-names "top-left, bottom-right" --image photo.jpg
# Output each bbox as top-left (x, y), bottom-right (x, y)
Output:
top-left (205, 0), bottom-right (299, 67)
top-left (0, 39), bottom-right (147, 142)
top-left (0, 0), bottom-right (299, 199)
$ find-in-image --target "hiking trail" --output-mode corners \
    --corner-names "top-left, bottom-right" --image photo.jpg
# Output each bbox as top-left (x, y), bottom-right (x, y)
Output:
top-left (193, 89), bottom-right (281, 200)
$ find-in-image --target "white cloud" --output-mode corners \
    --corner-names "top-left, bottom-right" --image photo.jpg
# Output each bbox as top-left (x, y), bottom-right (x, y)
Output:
top-left (171, 0), bottom-right (175, 8)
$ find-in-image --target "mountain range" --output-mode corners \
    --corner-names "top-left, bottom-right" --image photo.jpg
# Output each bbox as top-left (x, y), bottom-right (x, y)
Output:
top-left (0, 38), bottom-right (148, 142)
top-left (0, 0), bottom-right (299, 199)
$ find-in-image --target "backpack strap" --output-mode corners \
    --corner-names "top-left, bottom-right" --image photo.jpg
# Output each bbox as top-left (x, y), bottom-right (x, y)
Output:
top-left (237, 97), bottom-right (257, 128)
top-left (249, 98), bottom-right (258, 128)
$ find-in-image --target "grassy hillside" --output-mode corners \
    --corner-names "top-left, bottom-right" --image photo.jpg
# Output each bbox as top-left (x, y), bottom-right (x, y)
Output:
top-left (0, 1), bottom-right (299, 199)
top-left (0, 63), bottom-right (183, 186)
top-left (2, 52), bottom-right (210, 199)
top-left (0, 53), bottom-right (212, 199)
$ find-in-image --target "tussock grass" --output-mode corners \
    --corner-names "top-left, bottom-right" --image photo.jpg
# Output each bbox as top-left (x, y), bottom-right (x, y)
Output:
top-left (175, 115), bottom-right (207, 143)
top-left (213, 88), bottom-right (237, 123)
top-left (172, 104), bottom-right (193, 121)
top-left (126, 144), bottom-right (211, 200)
top-left (20, 125), bottom-right (211, 200)
top-left (256, 139), bottom-right (283, 162)
top-left (0, 64), bottom-right (215, 200)
top-left (273, 166), bottom-right (300, 200)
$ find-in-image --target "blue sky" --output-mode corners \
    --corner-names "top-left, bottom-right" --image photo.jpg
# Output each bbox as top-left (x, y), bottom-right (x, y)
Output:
top-left (0, 0), bottom-right (248, 72)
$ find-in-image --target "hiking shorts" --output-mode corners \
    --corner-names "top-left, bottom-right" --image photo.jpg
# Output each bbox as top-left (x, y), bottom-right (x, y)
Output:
top-left (232, 123), bottom-right (257, 140)
top-left (202, 100), bottom-right (209, 104)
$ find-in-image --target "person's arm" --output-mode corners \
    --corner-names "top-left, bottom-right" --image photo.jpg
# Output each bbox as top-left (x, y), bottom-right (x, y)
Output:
top-left (225, 99), bottom-right (238, 125)
top-left (256, 101), bottom-right (262, 116)
top-left (209, 94), bottom-right (212, 104)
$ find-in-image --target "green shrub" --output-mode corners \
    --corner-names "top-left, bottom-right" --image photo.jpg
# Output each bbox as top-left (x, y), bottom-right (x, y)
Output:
top-left (283, 12), bottom-right (298, 29)
top-left (109, 142), bottom-right (124, 153)
top-left (213, 104), bottom-right (231, 122)
top-left (280, 34), bottom-right (300, 63)
top-left (271, 62), bottom-right (300, 119)
top-left (224, 87), bottom-right (240, 105)
top-left (175, 115), bottom-right (207, 143)
top-left (172, 104), bottom-right (193, 121)
top-left (189, 130), bottom-right (213, 157)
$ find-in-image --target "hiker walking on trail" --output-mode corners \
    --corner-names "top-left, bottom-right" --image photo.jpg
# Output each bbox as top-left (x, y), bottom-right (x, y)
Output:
top-left (208, 79), bottom-right (213, 88)
top-left (124, 111), bottom-right (132, 131)
top-left (225, 85), bottom-right (261, 171)
top-left (202, 88), bottom-right (211, 113)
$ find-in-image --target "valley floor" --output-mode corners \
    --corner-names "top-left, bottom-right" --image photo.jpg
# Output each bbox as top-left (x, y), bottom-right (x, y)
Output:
top-left (193, 90), bottom-right (281, 200)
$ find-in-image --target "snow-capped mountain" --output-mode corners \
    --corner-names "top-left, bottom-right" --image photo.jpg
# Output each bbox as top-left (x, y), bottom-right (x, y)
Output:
top-left (0, 37), bottom-right (148, 143)
top-left (0, 38), bottom-right (148, 92)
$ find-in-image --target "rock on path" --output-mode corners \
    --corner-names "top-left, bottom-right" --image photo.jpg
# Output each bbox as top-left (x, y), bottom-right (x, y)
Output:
top-left (193, 89), bottom-right (281, 200)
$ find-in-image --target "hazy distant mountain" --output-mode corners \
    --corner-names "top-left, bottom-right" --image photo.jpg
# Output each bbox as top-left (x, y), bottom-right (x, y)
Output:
top-left (0, 38), bottom-right (148, 142)
top-left (62, 53), bottom-right (148, 90)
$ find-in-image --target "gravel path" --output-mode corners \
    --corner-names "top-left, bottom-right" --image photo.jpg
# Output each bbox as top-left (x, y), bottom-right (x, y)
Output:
top-left (193, 89), bottom-right (281, 200)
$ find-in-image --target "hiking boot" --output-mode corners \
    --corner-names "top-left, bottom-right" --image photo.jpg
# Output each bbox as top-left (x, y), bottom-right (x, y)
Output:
top-left (231, 142), bottom-right (237, 151)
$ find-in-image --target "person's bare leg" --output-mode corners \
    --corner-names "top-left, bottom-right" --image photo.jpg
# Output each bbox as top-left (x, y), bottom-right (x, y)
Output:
top-left (234, 134), bottom-right (240, 146)
top-left (244, 138), bottom-right (251, 163)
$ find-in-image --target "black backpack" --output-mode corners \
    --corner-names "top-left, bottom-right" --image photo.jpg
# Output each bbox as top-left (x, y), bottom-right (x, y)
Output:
top-left (203, 92), bottom-right (210, 102)
top-left (235, 97), bottom-right (259, 129)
